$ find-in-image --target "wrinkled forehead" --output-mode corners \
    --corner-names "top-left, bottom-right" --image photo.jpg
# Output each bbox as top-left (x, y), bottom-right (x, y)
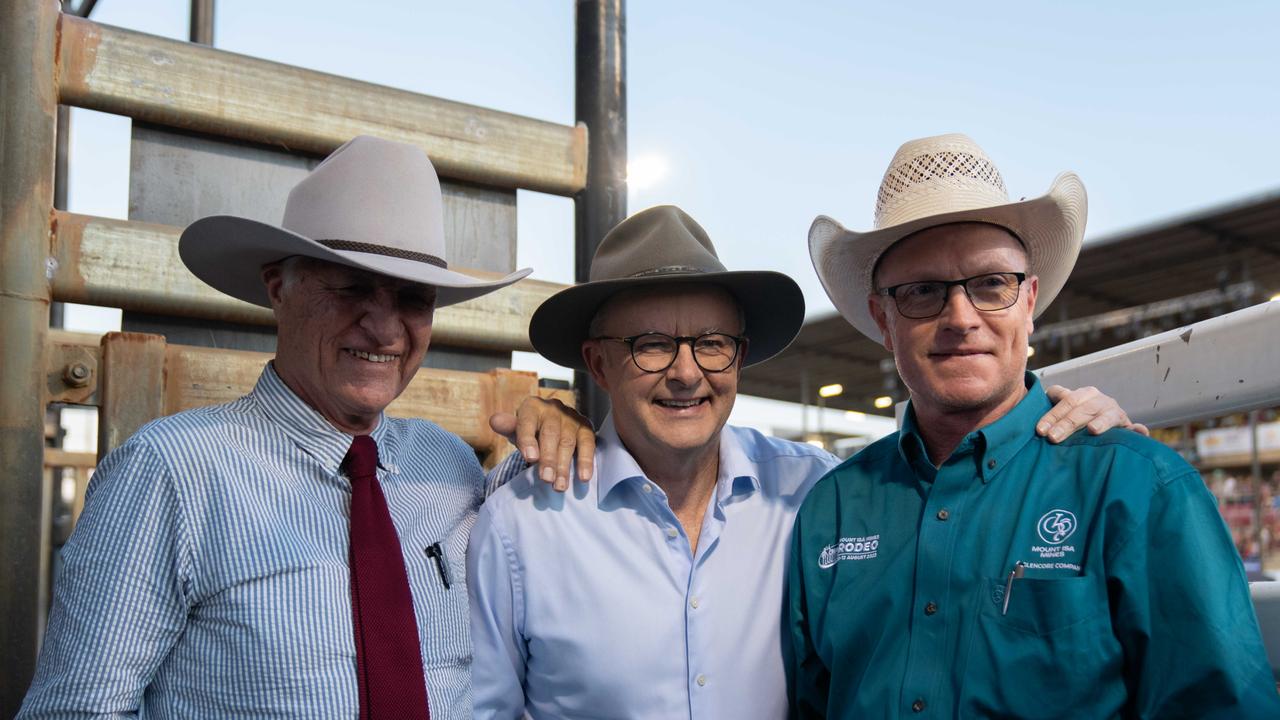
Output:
top-left (874, 222), bottom-right (1027, 286)
top-left (597, 283), bottom-right (742, 331)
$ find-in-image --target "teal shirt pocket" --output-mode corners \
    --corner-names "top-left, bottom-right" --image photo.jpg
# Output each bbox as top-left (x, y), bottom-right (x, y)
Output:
top-left (965, 575), bottom-right (1125, 717)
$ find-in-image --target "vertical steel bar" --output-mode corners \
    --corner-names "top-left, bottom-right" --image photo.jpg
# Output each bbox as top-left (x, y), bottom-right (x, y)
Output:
top-left (190, 0), bottom-right (215, 46)
top-left (0, 0), bottom-right (59, 713)
top-left (574, 0), bottom-right (626, 426)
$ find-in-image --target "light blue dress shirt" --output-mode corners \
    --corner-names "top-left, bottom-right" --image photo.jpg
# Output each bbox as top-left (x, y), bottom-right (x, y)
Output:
top-left (468, 416), bottom-right (838, 719)
top-left (20, 363), bottom-right (522, 719)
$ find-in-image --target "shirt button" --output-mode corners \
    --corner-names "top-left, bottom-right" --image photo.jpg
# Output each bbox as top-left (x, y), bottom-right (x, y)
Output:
top-left (912, 698), bottom-right (926, 712)
top-left (690, 597), bottom-right (700, 609)
top-left (642, 483), bottom-right (653, 493)
top-left (924, 601), bottom-right (938, 616)
top-left (936, 508), bottom-right (949, 521)
top-left (696, 674), bottom-right (707, 687)
top-left (987, 459), bottom-right (997, 470)
top-left (666, 527), bottom-right (679, 539)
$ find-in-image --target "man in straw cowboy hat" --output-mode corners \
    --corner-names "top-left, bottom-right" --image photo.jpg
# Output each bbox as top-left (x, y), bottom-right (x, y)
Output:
top-left (467, 204), bottom-right (1136, 719)
top-left (19, 136), bottom-right (594, 719)
top-left (789, 133), bottom-right (1280, 717)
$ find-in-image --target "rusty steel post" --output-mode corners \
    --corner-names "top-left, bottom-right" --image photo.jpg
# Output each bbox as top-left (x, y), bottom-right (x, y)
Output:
top-left (0, 0), bottom-right (60, 712)
top-left (574, 0), bottom-right (627, 426)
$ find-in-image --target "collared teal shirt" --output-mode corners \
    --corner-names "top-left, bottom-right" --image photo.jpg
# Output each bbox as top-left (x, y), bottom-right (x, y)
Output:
top-left (788, 374), bottom-right (1279, 718)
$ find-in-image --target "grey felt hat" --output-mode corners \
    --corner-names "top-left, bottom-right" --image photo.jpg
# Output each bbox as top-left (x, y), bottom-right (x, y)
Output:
top-left (529, 205), bottom-right (805, 370)
top-left (179, 135), bottom-right (531, 308)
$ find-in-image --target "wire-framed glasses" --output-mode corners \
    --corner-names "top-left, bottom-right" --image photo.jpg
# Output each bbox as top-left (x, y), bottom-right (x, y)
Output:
top-left (877, 272), bottom-right (1027, 319)
top-left (592, 332), bottom-right (746, 373)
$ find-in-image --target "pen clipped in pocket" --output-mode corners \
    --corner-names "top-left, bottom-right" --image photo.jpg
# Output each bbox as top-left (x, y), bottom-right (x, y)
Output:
top-left (985, 574), bottom-right (1102, 636)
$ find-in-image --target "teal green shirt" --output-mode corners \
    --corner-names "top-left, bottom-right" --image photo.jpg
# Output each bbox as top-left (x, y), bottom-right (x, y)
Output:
top-left (788, 375), bottom-right (1279, 718)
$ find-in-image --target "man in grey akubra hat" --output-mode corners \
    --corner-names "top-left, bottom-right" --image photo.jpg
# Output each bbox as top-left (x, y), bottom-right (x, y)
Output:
top-left (467, 204), bottom-right (1135, 719)
top-left (19, 136), bottom-right (593, 720)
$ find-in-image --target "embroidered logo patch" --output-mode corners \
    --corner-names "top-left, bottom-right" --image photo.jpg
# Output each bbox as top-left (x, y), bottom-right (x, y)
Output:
top-left (1027, 509), bottom-right (1082, 571)
top-left (1036, 509), bottom-right (1077, 545)
top-left (818, 535), bottom-right (880, 568)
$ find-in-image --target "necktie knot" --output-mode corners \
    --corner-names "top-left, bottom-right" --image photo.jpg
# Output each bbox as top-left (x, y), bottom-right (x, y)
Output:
top-left (344, 435), bottom-right (379, 481)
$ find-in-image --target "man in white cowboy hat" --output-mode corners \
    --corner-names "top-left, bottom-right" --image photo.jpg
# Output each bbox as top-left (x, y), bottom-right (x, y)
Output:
top-left (789, 134), bottom-right (1280, 718)
top-left (18, 136), bottom-right (593, 719)
top-left (466, 204), bottom-right (1137, 719)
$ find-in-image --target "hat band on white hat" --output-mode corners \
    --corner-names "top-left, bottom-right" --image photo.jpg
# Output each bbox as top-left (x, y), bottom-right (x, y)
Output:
top-left (316, 239), bottom-right (448, 268)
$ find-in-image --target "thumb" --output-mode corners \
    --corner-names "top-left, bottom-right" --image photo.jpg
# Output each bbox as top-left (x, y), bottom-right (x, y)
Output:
top-left (488, 412), bottom-right (517, 441)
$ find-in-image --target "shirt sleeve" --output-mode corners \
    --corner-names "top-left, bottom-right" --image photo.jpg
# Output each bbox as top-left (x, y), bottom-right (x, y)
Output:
top-left (483, 450), bottom-right (529, 499)
top-left (466, 498), bottom-right (529, 719)
top-left (1108, 468), bottom-right (1280, 718)
top-left (18, 436), bottom-right (193, 719)
top-left (787, 509), bottom-right (831, 719)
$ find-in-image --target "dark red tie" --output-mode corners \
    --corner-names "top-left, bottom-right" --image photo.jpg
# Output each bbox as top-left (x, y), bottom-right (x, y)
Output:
top-left (344, 435), bottom-right (430, 719)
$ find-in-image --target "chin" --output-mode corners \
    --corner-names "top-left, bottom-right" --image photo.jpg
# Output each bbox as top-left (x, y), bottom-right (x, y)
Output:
top-left (342, 388), bottom-right (399, 415)
top-left (651, 424), bottom-right (719, 452)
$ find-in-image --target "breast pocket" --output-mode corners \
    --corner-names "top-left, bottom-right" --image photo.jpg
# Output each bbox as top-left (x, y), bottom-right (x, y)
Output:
top-left (407, 513), bottom-right (478, 670)
top-left (963, 576), bottom-right (1123, 718)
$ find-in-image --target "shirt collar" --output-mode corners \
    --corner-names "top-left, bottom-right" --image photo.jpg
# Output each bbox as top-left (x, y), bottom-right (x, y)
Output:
top-left (594, 415), bottom-right (758, 507)
top-left (897, 372), bottom-right (1048, 484)
top-left (975, 372), bottom-right (1048, 483)
top-left (249, 362), bottom-right (393, 476)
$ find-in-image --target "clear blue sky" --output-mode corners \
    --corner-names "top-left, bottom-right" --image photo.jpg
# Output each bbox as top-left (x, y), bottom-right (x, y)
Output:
top-left (62, 0), bottom-right (1280, 431)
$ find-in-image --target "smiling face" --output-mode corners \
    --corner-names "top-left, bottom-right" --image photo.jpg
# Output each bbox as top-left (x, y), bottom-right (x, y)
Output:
top-left (263, 257), bottom-right (436, 434)
top-left (583, 284), bottom-right (744, 467)
top-left (869, 222), bottom-right (1038, 424)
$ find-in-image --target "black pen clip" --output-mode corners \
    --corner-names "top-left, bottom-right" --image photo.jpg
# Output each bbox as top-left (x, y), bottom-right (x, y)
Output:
top-left (425, 542), bottom-right (451, 589)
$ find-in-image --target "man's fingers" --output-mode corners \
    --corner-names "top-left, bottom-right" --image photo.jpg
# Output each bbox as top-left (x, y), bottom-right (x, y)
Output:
top-left (553, 426), bottom-right (577, 492)
top-left (513, 404), bottom-right (543, 462)
top-left (1085, 405), bottom-right (1128, 435)
top-left (537, 420), bottom-right (561, 484)
top-left (575, 426), bottom-right (596, 483)
top-left (1129, 423), bottom-right (1151, 437)
top-left (1039, 385), bottom-right (1138, 442)
top-left (1036, 384), bottom-right (1085, 437)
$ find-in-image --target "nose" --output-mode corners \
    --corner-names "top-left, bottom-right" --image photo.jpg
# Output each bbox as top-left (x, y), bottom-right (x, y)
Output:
top-left (664, 341), bottom-right (703, 386)
top-left (356, 287), bottom-right (402, 345)
top-left (936, 285), bottom-right (981, 332)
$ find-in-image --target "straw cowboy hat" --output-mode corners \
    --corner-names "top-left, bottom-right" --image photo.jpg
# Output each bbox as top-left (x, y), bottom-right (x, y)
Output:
top-left (529, 205), bottom-right (805, 370)
top-left (179, 135), bottom-right (531, 308)
top-left (808, 133), bottom-right (1087, 341)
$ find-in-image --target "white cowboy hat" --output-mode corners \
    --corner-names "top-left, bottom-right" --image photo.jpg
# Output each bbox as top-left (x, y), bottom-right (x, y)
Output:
top-left (808, 133), bottom-right (1086, 341)
top-left (179, 135), bottom-right (531, 308)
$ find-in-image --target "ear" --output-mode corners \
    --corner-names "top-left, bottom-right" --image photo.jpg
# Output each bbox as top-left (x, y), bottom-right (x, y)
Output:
top-left (582, 340), bottom-right (611, 391)
top-left (734, 337), bottom-right (750, 372)
top-left (261, 263), bottom-right (287, 309)
top-left (1023, 275), bottom-right (1039, 335)
top-left (868, 293), bottom-right (895, 352)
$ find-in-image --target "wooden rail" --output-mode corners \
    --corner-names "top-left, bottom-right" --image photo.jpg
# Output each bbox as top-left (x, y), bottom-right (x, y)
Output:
top-left (57, 13), bottom-right (588, 196)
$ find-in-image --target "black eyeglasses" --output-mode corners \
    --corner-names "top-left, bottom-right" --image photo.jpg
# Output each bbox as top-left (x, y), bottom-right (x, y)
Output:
top-left (878, 272), bottom-right (1027, 319)
top-left (592, 332), bottom-right (746, 373)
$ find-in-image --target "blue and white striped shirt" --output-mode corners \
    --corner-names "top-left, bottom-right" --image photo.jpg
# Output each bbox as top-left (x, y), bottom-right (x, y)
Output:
top-left (20, 363), bottom-right (519, 719)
